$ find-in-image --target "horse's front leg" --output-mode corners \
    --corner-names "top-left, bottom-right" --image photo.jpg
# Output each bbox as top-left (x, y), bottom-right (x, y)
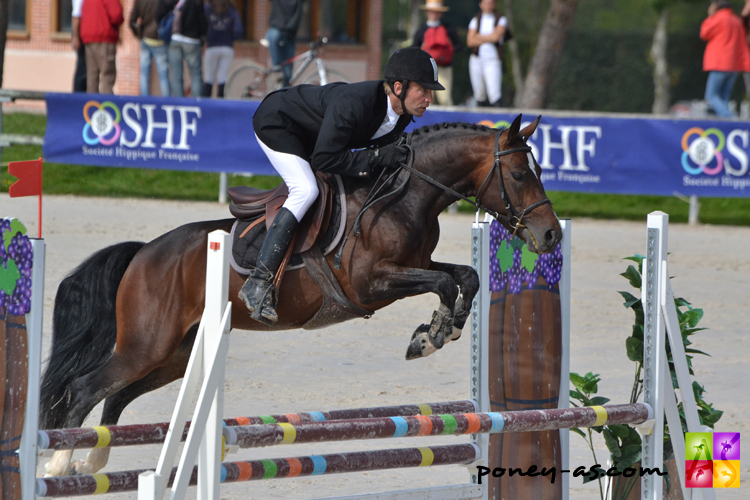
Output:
top-left (429, 262), bottom-right (480, 343)
top-left (355, 264), bottom-right (458, 360)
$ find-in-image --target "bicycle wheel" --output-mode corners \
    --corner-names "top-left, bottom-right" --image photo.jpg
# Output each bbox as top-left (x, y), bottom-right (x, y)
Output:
top-left (225, 63), bottom-right (271, 100)
top-left (303, 69), bottom-right (351, 86)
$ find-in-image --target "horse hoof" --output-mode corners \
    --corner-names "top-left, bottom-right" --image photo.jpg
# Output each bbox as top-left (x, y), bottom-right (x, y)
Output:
top-left (449, 326), bottom-right (462, 342)
top-left (406, 334), bottom-right (434, 359)
top-left (410, 324), bottom-right (429, 340)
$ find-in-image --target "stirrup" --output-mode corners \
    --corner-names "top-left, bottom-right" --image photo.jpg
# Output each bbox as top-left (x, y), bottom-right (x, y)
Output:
top-left (238, 273), bottom-right (279, 324)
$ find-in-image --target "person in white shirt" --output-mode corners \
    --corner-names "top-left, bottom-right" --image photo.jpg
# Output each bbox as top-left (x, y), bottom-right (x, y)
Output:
top-left (467, 0), bottom-right (507, 107)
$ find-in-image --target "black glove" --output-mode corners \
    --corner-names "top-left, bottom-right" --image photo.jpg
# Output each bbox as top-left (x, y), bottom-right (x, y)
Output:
top-left (370, 144), bottom-right (409, 169)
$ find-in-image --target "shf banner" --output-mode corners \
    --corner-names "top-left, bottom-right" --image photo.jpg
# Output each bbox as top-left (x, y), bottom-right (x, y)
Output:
top-left (44, 92), bottom-right (750, 198)
top-left (43, 93), bottom-right (276, 175)
top-left (412, 109), bottom-right (750, 198)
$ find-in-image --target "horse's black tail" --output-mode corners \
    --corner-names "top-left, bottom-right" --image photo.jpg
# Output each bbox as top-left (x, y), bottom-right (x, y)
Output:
top-left (39, 241), bottom-right (145, 430)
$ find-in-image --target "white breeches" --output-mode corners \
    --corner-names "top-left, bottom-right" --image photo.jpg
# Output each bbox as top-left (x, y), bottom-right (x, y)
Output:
top-left (469, 54), bottom-right (502, 105)
top-left (255, 134), bottom-right (319, 222)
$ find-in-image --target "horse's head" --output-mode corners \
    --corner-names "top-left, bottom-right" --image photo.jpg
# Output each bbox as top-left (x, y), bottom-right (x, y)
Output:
top-left (473, 114), bottom-right (561, 254)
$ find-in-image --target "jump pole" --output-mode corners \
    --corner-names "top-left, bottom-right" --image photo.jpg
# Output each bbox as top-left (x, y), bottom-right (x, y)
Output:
top-left (37, 401), bottom-right (479, 451)
top-left (37, 404), bottom-right (651, 497)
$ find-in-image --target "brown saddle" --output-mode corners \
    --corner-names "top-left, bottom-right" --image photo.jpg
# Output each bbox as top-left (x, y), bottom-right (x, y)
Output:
top-left (227, 172), bottom-right (333, 254)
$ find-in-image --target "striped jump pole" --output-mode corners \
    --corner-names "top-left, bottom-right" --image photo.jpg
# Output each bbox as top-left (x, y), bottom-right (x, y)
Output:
top-left (224, 404), bottom-right (652, 449)
top-left (37, 444), bottom-right (478, 498)
top-left (37, 400), bottom-right (478, 451)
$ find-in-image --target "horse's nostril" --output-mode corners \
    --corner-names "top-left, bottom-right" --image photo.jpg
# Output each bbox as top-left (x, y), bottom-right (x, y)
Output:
top-left (544, 228), bottom-right (559, 246)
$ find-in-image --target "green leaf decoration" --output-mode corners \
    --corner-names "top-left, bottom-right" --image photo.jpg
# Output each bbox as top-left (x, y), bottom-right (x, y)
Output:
top-left (618, 291), bottom-right (641, 309)
top-left (626, 337), bottom-right (643, 362)
top-left (620, 265), bottom-right (641, 288)
top-left (520, 244), bottom-right (538, 272)
top-left (603, 429), bottom-right (623, 457)
top-left (0, 259), bottom-right (21, 294)
top-left (589, 396), bottom-right (611, 406)
top-left (570, 427), bottom-right (586, 438)
top-left (495, 241), bottom-right (514, 273)
top-left (682, 308), bottom-right (704, 328)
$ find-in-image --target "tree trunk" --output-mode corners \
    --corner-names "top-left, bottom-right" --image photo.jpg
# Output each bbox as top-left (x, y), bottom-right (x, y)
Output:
top-left (0, 0), bottom-right (8, 86)
top-left (651, 9), bottom-right (670, 115)
top-left (519, 0), bottom-right (579, 109)
top-left (504, 0), bottom-right (525, 107)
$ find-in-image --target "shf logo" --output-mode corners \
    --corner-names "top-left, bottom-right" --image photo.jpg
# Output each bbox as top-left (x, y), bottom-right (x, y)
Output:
top-left (83, 101), bottom-right (121, 146)
top-left (681, 127), bottom-right (725, 176)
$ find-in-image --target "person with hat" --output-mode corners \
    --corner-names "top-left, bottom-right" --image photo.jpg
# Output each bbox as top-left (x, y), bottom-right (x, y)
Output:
top-left (412, 0), bottom-right (461, 106)
top-left (240, 47), bottom-right (443, 324)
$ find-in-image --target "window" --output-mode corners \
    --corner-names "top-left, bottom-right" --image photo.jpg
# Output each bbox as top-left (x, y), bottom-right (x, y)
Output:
top-left (58, 0), bottom-right (74, 33)
top-left (235, 0), bottom-right (255, 41)
top-left (298, 0), bottom-right (365, 44)
top-left (9, 0), bottom-right (27, 32)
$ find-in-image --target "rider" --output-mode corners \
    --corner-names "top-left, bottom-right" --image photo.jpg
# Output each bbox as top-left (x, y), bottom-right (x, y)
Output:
top-left (240, 47), bottom-right (444, 324)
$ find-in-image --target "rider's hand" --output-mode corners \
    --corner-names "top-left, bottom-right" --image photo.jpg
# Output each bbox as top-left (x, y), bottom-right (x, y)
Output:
top-left (370, 144), bottom-right (409, 169)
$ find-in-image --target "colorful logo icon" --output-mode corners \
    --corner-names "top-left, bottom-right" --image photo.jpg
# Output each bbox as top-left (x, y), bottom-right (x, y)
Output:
top-left (681, 127), bottom-right (725, 176)
top-left (83, 100), bottom-right (121, 146)
top-left (685, 431), bottom-right (740, 489)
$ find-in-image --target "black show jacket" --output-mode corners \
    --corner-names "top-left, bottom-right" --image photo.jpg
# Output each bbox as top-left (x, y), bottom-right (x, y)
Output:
top-left (252, 80), bottom-right (412, 178)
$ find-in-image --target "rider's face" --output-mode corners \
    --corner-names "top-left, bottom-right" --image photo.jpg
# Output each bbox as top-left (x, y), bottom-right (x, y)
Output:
top-left (397, 82), bottom-right (433, 117)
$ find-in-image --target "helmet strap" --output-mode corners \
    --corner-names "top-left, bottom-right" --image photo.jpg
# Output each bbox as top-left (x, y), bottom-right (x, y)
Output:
top-left (390, 80), bottom-right (414, 123)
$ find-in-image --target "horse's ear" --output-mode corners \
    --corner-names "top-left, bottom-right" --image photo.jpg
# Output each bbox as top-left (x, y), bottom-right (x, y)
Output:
top-left (505, 114), bottom-right (523, 145)
top-left (519, 115), bottom-right (542, 142)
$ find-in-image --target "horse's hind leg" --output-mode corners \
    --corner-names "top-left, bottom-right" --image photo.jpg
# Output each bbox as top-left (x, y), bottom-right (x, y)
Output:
top-left (70, 329), bottom-right (196, 474)
top-left (43, 351), bottom-right (152, 477)
top-left (429, 262), bottom-right (479, 343)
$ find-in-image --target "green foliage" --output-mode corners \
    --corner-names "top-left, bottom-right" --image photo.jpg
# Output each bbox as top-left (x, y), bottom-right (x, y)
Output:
top-left (569, 254), bottom-right (722, 500)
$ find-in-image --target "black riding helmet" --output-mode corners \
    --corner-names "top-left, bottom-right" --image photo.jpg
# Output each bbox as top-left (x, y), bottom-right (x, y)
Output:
top-left (384, 47), bottom-right (445, 116)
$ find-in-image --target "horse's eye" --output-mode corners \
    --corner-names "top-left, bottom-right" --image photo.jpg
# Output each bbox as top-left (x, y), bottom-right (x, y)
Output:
top-left (511, 172), bottom-right (524, 181)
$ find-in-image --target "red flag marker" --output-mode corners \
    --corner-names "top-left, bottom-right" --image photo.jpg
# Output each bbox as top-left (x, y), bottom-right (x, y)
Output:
top-left (8, 158), bottom-right (43, 238)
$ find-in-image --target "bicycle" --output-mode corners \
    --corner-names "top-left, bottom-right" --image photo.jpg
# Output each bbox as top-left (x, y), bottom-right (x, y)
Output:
top-left (225, 36), bottom-right (351, 100)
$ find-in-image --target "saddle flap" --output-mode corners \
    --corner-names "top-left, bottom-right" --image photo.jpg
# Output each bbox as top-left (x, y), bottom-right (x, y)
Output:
top-left (228, 184), bottom-right (289, 219)
top-left (264, 173), bottom-right (332, 254)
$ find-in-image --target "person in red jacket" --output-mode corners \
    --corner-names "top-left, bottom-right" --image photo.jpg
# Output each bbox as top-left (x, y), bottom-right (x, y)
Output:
top-left (80, 0), bottom-right (124, 94)
top-left (700, 0), bottom-right (750, 118)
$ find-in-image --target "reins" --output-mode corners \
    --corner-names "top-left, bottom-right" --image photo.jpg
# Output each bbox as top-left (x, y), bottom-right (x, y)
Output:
top-left (333, 128), bottom-right (552, 269)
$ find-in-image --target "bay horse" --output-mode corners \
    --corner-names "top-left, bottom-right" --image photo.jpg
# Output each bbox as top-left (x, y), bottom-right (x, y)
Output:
top-left (39, 114), bottom-right (561, 476)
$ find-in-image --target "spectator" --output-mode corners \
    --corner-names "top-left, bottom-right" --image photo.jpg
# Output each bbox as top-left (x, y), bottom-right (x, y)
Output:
top-left (157, 0), bottom-right (207, 97)
top-left (130, 0), bottom-right (171, 96)
top-left (80, 0), bottom-right (124, 94)
top-left (71, 0), bottom-right (87, 92)
top-left (412, 0), bottom-right (461, 106)
top-left (466, 0), bottom-right (506, 107)
top-left (203, 0), bottom-right (243, 97)
top-left (741, 0), bottom-right (750, 101)
top-left (266, 0), bottom-right (304, 88)
top-left (700, 0), bottom-right (750, 118)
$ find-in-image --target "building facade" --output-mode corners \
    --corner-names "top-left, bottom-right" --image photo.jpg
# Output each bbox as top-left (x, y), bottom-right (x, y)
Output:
top-left (4, 0), bottom-right (383, 96)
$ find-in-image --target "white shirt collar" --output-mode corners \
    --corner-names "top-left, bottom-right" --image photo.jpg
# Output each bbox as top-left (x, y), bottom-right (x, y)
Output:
top-left (370, 94), bottom-right (400, 140)
top-left (426, 19), bottom-right (441, 27)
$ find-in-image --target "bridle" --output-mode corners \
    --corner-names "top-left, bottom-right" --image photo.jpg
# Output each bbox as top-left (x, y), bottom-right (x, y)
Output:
top-left (333, 128), bottom-right (552, 269)
top-left (399, 128), bottom-right (552, 237)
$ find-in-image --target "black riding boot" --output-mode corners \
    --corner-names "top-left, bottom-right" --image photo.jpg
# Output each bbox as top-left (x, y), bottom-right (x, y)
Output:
top-left (202, 83), bottom-right (213, 97)
top-left (217, 83), bottom-right (225, 98)
top-left (238, 207), bottom-right (298, 323)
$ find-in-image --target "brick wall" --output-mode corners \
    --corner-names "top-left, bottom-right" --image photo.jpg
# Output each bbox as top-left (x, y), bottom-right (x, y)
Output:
top-left (4, 0), bottom-right (382, 96)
